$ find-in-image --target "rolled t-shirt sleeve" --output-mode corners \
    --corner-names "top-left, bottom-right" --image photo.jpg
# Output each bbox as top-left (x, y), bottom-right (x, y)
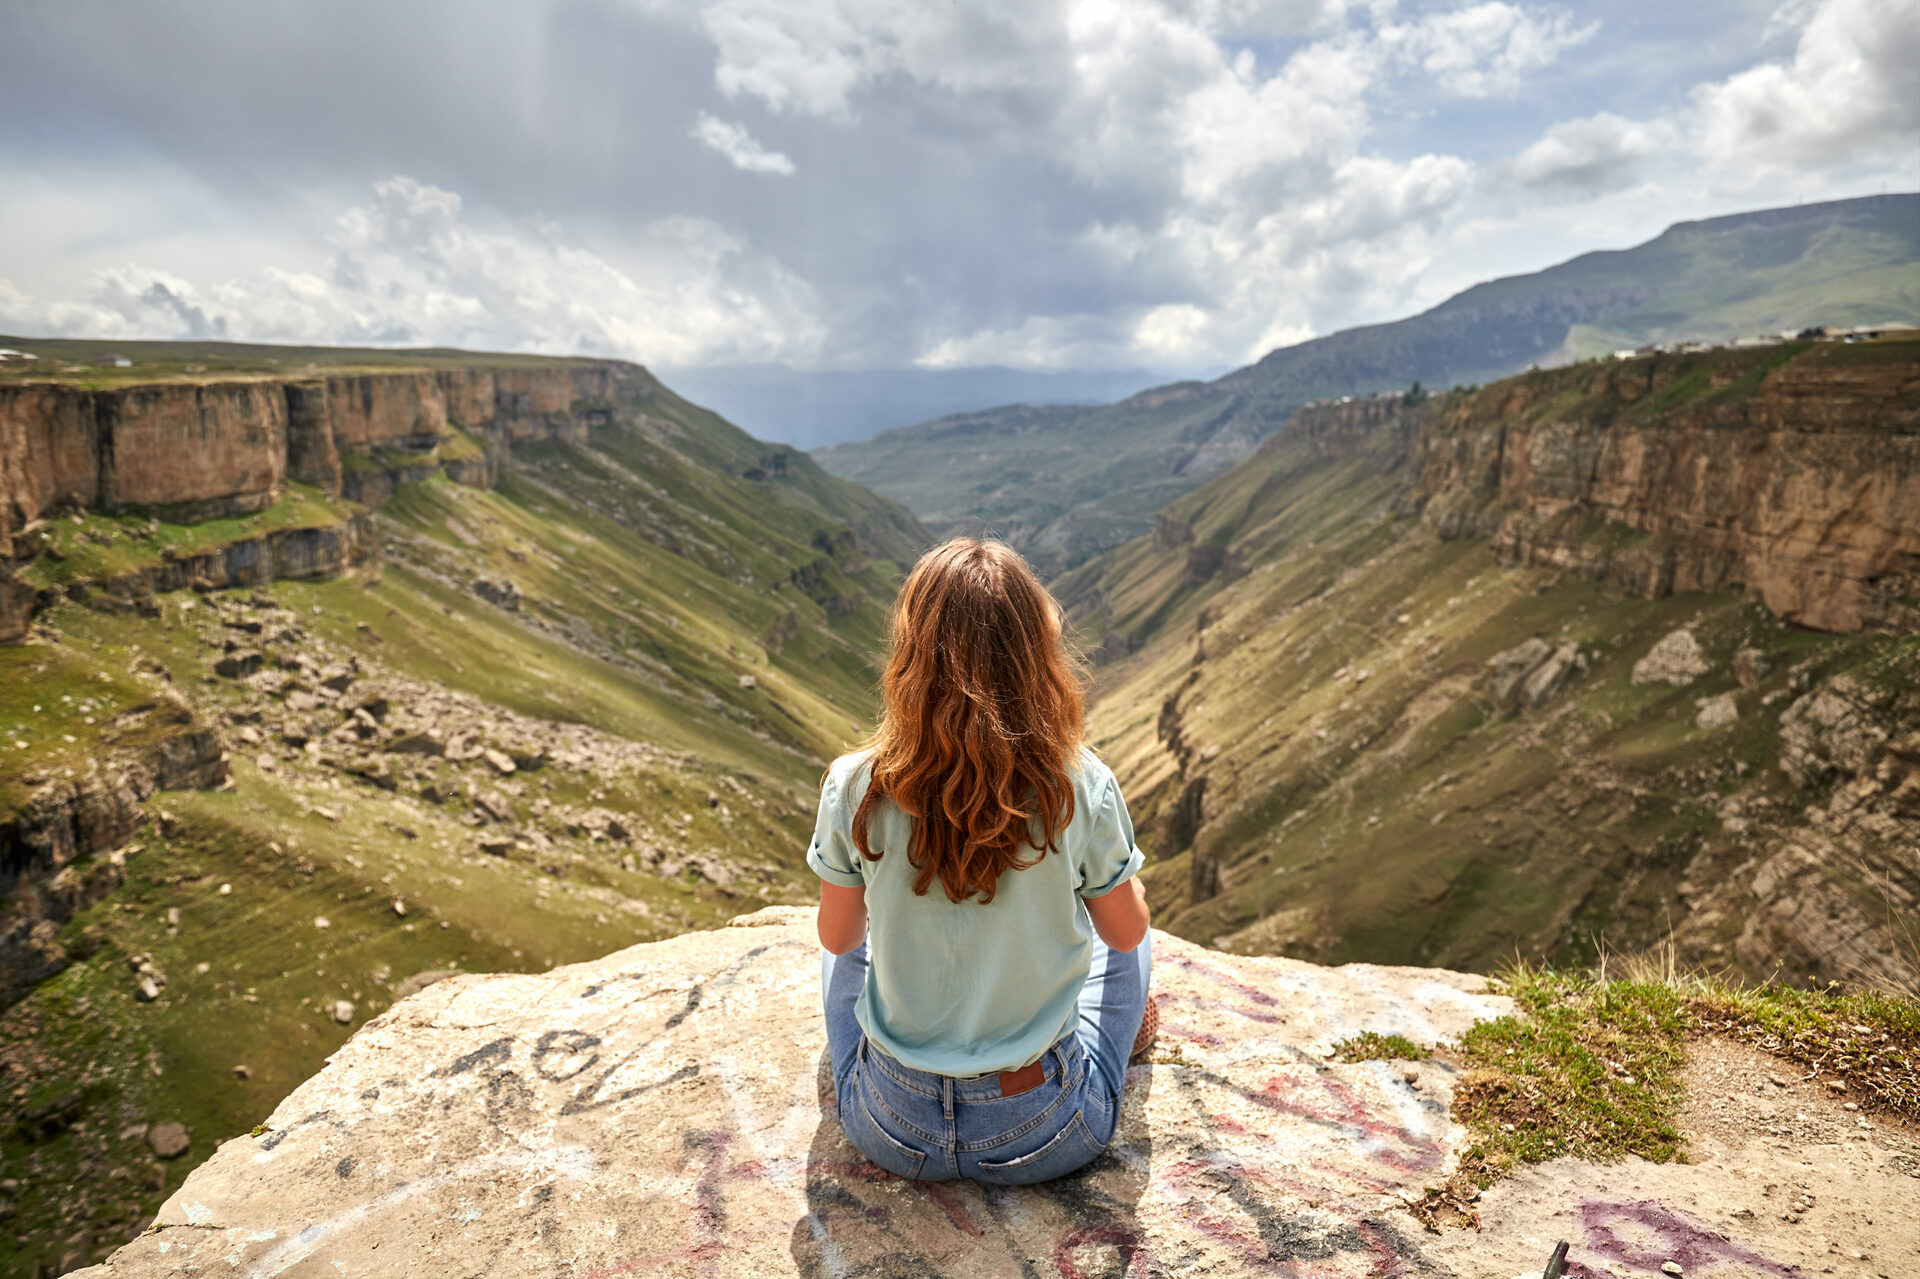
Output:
top-left (806, 763), bottom-right (867, 888)
top-left (1078, 771), bottom-right (1145, 898)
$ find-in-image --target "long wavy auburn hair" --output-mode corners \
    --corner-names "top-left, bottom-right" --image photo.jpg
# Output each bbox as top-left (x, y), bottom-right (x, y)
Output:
top-left (851, 538), bottom-right (1086, 904)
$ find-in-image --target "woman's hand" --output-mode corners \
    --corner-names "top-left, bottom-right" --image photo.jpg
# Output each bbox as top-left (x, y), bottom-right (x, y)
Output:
top-left (1086, 876), bottom-right (1149, 952)
top-left (817, 881), bottom-right (868, 954)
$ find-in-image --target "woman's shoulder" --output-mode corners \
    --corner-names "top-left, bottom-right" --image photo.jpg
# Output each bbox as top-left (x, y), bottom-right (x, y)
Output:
top-left (822, 748), bottom-right (877, 801)
top-left (1069, 744), bottom-right (1117, 798)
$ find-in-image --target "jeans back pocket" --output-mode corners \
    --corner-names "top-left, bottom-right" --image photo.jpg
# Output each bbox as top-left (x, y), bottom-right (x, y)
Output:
top-left (842, 1069), bottom-right (928, 1180)
top-left (971, 1109), bottom-right (1105, 1185)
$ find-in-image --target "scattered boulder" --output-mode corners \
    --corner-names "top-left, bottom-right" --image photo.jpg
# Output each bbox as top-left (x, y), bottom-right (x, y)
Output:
top-left (342, 755), bottom-right (395, 790)
top-left (506, 746), bottom-right (548, 771)
top-left (147, 1122), bottom-right (190, 1159)
top-left (738, 674), bottom-right (757, 690)
top-left (232, 1065), bottom-right (251, 1081)
top-left (213, 649), bottom-right (263, 680)
top-left (1485, 638), bottom-right (1551, 707)
top-left (129, 953), bottom-right (166, 1000)
top-left (1632, 628), bottom-right (1710, 686)
top-left (1695, 693), bottom-right (1739, 729)
top-left (387, 731), bottom-right (445, 756)
top-left (1777, 677), bottom-right (1890, 787)
top-left (472, 576), bottom-right (523, 611)
top-left (483, 748), bottom-right (517, 775)
top-left (1732, 647), bottom-right (1772, 689)
top-left (331, 1000), bottom-right (355, 1025)
top-left (565, 808), bottom-right (630, 842)
top-left (1519, 641), bottom-right (1581, 709)
top-left (1484, 638), bottom-right (1582, 710)
top-left (473, 789), bottom-right (517, 824)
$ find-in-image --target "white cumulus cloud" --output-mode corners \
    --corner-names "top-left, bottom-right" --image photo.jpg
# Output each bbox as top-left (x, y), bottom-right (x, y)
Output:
top-left (1378, 3), bottom-right (1597, 98)
top-left (692, 112), bottom-right (797, 174)
top-left (0, 176), bottom-right (824, 366)
top-left (1508, 111), bottom-right (1674, 189)
top-left (1692, 0), bottom-right (1920, 181)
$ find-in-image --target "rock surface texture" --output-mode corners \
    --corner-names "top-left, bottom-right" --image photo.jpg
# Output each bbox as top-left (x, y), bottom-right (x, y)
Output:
top-left (74, 907), bottom-right (1915, 1278)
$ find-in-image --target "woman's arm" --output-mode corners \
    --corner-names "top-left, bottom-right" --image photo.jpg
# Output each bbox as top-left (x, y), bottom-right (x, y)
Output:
top-left (1085, 876), bottom-right (1149, 952)
top-left (817, 880), bottom-right (868, 954)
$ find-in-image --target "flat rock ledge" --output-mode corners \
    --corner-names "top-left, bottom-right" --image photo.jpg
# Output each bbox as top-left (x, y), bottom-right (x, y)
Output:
top-left (74, 907), bottom-right (1869, 1278)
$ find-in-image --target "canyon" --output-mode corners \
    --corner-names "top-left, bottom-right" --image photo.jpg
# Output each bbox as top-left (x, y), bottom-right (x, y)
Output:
top-left (1, 330), bottom-right (1915, 1277)
top-left (1061, 336), bottom-right (1919, 990)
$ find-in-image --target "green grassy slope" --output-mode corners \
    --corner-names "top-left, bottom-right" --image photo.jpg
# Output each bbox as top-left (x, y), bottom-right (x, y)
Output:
top-left (0, 349), bottom-right (927, 1274)
top-left (1056, 367), bottom-right (1917, 986)
top-left (817, 194), bottom-right (1920, 574)
top-left (0, 336), bottom-right (602, 390)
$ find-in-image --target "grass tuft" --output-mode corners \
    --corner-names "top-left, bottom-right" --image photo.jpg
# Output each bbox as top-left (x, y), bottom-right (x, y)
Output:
top-left (1331, 1031), bottom-right (1426, 1061)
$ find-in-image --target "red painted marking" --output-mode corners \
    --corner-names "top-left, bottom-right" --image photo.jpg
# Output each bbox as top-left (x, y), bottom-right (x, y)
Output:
top-left (1052, 1222), bottom-right (1149, 1279)
top-left (1165, 991), bottom-right (1286, 1025)
top-left (1167, 953), bottom-right (1282, 1005)
top-left (1579, 1199), bottom-right (1805, 1276)
top-left (920, 1181), bottom-right (984, 1237)
top-left (1238, 1073), bottom-right (1441, 1172)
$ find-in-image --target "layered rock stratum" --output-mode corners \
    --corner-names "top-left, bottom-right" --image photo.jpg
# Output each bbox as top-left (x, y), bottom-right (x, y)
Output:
top-left (73, 908), bottom-right (1918, 1278)
top-left (1413, 340), bottom-right (1920, 633)
top-left (0, 361), bottom-right (642, 641)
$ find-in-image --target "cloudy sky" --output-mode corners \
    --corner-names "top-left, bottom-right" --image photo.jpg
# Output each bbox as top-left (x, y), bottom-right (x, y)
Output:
top-left (2, 0), bottom-right (1914, 377)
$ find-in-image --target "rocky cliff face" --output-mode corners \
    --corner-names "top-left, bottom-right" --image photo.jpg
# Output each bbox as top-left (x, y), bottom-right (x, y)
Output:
top-left (1055, 339), bottom-right (1919, 988)
top-left (1412, 341), bottom-right (1920, 633)
top-left (0, 695), bottom-right (226, 1001)
top-left (0, 360), bottom-right (664, 642)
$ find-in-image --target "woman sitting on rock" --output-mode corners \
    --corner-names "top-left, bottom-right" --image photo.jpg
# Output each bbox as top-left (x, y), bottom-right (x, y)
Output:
top-left (811, 536), bottom-right (1154, 1184)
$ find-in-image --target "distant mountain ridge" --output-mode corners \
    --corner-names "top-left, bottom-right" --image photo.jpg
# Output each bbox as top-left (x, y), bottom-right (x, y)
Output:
top-left (815, 193), bottom-right (1920, 574)
top-left (657, 364), bottom-right (1172, 450)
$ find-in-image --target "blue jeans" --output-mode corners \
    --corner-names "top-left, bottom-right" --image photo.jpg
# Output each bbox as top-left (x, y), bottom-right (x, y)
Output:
top-left (821, 932), bottom-right (1152, 1184)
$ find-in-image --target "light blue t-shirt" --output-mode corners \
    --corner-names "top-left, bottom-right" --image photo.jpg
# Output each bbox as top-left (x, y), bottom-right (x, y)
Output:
top-left (807, 745), bottom-right (1144, 1076)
